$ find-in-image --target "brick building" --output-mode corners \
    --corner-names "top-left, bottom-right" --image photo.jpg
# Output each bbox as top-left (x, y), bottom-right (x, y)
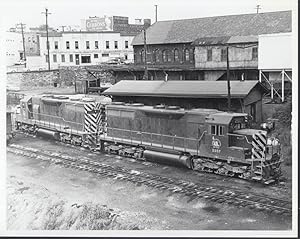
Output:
top-left (126, 10), bottom-right (291, 81)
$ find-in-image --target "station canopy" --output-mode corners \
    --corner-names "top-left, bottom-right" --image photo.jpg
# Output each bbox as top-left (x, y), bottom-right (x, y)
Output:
top-left (103, 80), bottom-right (264, 99)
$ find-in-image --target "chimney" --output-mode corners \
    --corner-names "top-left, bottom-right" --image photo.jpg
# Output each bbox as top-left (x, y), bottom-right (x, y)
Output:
top-left (143, 19), bottom-right (151, 27)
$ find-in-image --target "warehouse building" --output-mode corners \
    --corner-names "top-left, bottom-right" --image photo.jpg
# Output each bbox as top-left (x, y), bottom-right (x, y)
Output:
top-left (103, 80), bottom-right (267, 123)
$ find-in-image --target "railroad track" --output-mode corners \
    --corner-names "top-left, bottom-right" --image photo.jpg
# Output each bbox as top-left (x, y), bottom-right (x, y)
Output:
top-left (7, 144), bottom-right (292, 217)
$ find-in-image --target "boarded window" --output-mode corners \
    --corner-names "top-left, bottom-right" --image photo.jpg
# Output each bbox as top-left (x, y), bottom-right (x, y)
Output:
top-left (252, 47), bottom-right (258, 60)
top-left (207, 49), bottom-right (212, 61)
top-left (221, 48), bottom-right (227, 61)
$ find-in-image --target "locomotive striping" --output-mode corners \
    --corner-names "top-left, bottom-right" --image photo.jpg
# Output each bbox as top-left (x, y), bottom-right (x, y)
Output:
top-left (7, 145), bottom-right (292, 216)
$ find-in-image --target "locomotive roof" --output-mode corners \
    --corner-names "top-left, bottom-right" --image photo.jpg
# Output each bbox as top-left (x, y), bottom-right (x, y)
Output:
top-left (206, 112), bottom-right (247, 124)
top-left (104, 80), bottom-right (264, 99)
top-left (36, 94), bottom-right (111, 104)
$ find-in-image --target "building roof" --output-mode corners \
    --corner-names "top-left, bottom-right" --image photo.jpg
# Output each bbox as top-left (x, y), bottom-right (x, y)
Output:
top-left (132, 10), bottom-right (291, 45)
top-left (192, 35), bottom-right (258, 46)
top-left (103, 80), bottom-right (262, 98)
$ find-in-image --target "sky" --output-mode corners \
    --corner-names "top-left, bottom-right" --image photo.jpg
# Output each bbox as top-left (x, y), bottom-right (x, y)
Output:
top-left (0, 0), bottom-right (296, 30)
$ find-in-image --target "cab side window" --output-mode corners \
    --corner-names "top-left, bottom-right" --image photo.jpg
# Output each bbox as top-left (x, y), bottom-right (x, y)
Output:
top-left (211, 125), bottom-right (225, 136)
top-left (211, 125), bottom-right (217, 135)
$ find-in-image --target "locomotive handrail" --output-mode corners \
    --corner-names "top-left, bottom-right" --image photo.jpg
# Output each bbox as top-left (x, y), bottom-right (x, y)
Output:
top-left (106, 127), bottom-right (198, 141)
top-left (106, 126), bottom-right (199, 151)
top-left (25, 109), bottom-right (84, 131)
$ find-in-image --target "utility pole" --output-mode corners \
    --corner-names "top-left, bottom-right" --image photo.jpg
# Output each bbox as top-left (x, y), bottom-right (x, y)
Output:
top-left (60, 25), bottom-right (66, 32)
top-left (154, 5), bottom-right (158, 22)
top-left (143, 29), bottom-right (148, 80)
top-left (16, 23), bottom-right (26, 68)
top-left (255, 4), bottom-right (261, 13)
top-left (42, 8), bottom-right (51, 70)
top-left (226, 45), bottom-right (231, 111)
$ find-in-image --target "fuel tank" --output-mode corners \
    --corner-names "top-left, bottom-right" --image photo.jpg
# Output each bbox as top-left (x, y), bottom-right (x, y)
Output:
top-left (36, 128), bottom-right (60, 140)
top-left (143, 150), bottom-right (192, 169)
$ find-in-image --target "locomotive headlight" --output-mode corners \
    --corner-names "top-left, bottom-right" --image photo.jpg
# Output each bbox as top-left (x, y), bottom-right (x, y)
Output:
top-left (267, 137), bottom-right (279, 146)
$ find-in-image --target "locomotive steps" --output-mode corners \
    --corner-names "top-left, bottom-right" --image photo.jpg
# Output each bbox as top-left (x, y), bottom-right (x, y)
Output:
top-left (7, 144), bottom-right (292, 218)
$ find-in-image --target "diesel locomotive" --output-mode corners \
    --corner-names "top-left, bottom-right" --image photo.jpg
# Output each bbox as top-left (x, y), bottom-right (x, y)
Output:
top-left (14, 94), bottom-right (282, 184)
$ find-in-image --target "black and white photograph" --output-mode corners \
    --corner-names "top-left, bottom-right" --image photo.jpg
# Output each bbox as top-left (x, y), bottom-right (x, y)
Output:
top-left (0, 0), bottom-right (297, 237)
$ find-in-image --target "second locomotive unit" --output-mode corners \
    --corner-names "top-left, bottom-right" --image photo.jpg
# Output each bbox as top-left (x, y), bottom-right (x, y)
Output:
top-left (15, 93), bottom-right (282, 184)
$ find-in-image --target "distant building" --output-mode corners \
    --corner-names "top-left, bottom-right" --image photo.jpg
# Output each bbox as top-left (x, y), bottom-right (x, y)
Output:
top-left (5, 31), bottom-right (23, 66)
top-left (37, 31), bottom-right (135, 69)
top-left (80, 15), bottom-right (151, 36)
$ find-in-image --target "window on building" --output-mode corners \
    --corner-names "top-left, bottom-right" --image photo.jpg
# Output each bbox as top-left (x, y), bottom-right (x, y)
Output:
top-left (28, 37), bottom-right (31, 42)
top-left (221, 48), bottom-right (227, 61)
top-left (69, 54), bottom-right (73, 62)
top-left (81, 55), bottom-right (91, 63)
top-left (75, 41), bottom-right (79, 49)
top-left (66, 41), bottom-right (70, 49)
top-left (125, 40), bottom-right (129, 49)
top-left (184, 49), bottom-right (190, 61)
top-left (162, 50), bottom-right (169, 62)
top-left (207, 49), bottom-right (212, 61)
top-left (86, 41), bottom-right (90, 49)
top-left (45, 54), bottom-right (49, 63)
top-left (61, 54), bottom-right (65, 62)
top-left (54, 41), bottom-right (58, 50)
top-left (252, 47), bottom-right (258, 60)
top-left (106, 41), bottom-right (109, 49)
top-left (94, 54), bottom-right (98, 58)
top-left (53, 54), bottom-right (57, 63)
top-left (140, 49), bottom-right (145, 63)
top-left (153, 49), bottom-right (159, 62)
top-left (95, 41), bottom-right (98, 49)
top-left (102, 53), bottom-right (109, 57)
top-left (114, 41), bottom-right (118, 49)
top-left (191, 48), bottom-right (195, 61)
top-left (124, 54), bottom-right (128, 60)
top-left (174, 49), bottom-right (179, 62)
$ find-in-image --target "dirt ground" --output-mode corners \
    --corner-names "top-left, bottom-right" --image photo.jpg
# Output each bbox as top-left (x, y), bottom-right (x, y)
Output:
top-left (6, 135), bottom-right (293, 231)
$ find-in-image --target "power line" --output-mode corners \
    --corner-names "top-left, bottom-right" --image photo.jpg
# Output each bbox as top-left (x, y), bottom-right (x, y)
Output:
top-left (16, 23), bottom-right (27, 68)
top-left (41, 8), bottom-right (52, 71)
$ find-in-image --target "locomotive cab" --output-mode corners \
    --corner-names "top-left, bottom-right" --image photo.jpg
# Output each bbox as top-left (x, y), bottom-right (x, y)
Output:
top-left (203, 112), bottom-right (251, 162)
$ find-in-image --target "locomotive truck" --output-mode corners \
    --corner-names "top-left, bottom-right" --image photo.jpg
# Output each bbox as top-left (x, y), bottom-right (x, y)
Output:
top-left (14, 94), bottom-right (282, 184)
